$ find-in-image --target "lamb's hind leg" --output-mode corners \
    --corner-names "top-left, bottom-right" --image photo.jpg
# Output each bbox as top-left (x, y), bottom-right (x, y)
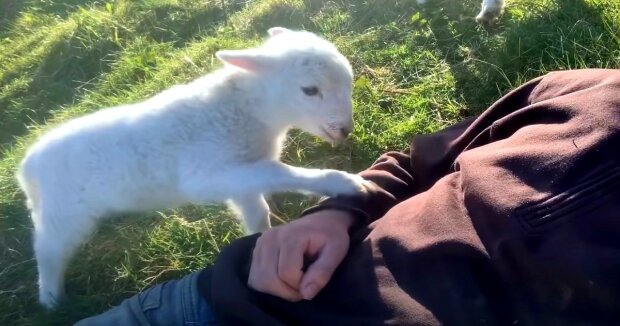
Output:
top-left (476, 0), bottom-right (505, 24)
top-left (32, 203), bottom-right (98, 309)
top-left (228, 194), bottom-right (270, 234)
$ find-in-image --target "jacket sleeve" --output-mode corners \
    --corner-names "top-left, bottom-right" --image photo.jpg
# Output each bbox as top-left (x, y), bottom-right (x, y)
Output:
top-left (301, 149), bottom-right (418, 226)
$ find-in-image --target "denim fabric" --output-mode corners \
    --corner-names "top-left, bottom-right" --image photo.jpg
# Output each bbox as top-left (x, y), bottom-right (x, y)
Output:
top-left (74, 270), bottom-right (217, 326)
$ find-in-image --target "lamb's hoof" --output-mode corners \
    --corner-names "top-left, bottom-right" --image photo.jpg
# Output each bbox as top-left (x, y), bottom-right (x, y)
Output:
top-left (361, 180), bottom-right (381, 194)
top-left (348, 179), bottom-right (382, 200)
top-left (323, 172), bottom-right (380, 198)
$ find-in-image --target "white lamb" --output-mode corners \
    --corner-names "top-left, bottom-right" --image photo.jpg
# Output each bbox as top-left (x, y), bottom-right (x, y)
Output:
top-left (416, 0), bottom-right (506, 24)
top-left (16, 27), bottom-right (372, 309)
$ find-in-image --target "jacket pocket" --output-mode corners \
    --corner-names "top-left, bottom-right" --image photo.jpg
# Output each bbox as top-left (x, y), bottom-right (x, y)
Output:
top-left (515, 165), bottom-right (620, 233)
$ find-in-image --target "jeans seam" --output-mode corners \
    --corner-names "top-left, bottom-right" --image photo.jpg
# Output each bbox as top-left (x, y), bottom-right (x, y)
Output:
top-left (184, 271), bottom-right (198, 325)
top-left (129, 293), bottom-right (153, 326)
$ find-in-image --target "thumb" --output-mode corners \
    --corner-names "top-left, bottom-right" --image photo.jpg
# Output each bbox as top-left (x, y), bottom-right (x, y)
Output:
top-left (299, 242), bottom-right (347, 300)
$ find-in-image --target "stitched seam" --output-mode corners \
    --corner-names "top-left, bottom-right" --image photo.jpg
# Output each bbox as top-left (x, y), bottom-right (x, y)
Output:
top-left (516, 166), bottom-right (620, 231)
top-left (528, 177), bottom-right (620, 227)
top-left (519, 166), bottom-right (620, 218)
top-left (141, 283), bottom-right (163, 310)
top-left (129, 294), bottom-right (153, 326)
top-left (183, 272), bottom-right (195, 324)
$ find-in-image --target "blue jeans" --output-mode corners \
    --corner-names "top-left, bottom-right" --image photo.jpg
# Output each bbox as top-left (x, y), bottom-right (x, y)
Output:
top-left (74, 271), bottom-right (217, 326)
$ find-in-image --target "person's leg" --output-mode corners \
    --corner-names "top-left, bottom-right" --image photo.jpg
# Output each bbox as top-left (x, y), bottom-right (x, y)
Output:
top-left (74, 270), bottom-right (216, 326)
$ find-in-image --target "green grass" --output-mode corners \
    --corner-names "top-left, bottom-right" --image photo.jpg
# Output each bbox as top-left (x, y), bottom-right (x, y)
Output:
top-left (0, 0), bottom-right (619, 324)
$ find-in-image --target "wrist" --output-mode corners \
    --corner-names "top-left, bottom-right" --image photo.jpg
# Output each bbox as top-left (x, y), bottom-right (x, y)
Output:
top-left (303, 209), bottom-right (355, 230)
top-left (330, 210), bottom-right (355, 229)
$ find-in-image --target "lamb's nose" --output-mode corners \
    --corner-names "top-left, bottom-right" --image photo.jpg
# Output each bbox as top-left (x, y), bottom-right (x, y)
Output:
top-left (339, 127), bottom-right (352, 138)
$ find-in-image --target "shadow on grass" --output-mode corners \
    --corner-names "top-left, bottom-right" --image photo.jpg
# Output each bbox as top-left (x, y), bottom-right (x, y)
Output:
top-left (133, 2), bottom-right (237, 46)
top-left (0, 37), bottom-right (121, 147)
top-left (0, 1), bottom-right (243, 149)
top-left (421, 0), bottom-right (616, 113)
top-left (0, 0), bottom-right (88, 37)
top-left (0, 0), bottom-right (24, 33)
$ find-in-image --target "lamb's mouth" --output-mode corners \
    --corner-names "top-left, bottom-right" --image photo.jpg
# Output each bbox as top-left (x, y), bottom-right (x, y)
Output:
top-left (320, 126), bottom-right (339, 145)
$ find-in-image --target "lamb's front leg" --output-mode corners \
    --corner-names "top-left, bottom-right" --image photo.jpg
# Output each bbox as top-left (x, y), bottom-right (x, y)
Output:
top-left (476, 0), bottom-right (505, 24)
top-left (179, 161), bottom-right (371, 207)
top-left (227, 194), bottom-right (270, 234)
top-left (229, 161), bottom-right (372, 197)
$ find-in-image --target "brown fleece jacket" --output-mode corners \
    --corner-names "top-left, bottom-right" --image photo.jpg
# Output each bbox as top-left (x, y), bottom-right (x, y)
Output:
top-left (198, 69), bottom-right (620, 325)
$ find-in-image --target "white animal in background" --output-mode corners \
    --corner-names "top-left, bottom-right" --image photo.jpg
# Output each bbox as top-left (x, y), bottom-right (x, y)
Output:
top-left (474, 0), bottom-right (505, 23)
top-left (417, 0), bottom-right (506, 24)
top-left (17, 27), bottom-right (372, 309)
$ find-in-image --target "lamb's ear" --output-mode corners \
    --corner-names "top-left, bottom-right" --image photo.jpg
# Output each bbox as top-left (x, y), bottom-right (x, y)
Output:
top-left (215, 49), bottom-right (275, 72)
top-left (267, 27), bottom-right (291, 37)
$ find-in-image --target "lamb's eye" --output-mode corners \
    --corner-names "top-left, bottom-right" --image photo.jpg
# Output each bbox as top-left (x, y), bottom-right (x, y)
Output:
top-left (301, 86), bottom-right (319, 96)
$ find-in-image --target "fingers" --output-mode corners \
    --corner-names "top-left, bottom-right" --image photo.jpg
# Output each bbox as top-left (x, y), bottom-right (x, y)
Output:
top-left (248, 211), bottom-right (352, 302)
top-left (248, 232), bottom-right (303, 302)
top-left (299, 240), bottom-right (348, 300)
top-left (277, 236), bottom-right (307, 289)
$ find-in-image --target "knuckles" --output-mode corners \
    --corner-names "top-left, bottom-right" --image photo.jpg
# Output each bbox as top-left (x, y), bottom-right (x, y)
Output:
top-left (277, 265), bottom-right (301, 285)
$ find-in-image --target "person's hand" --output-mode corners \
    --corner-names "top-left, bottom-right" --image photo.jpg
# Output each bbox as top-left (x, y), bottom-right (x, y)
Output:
top-left (248, 209), bottom-right (354, 301)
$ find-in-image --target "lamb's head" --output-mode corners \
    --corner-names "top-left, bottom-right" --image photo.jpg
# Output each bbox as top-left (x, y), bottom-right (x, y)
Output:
top-left (216, 27), bottom-right (354, 144)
